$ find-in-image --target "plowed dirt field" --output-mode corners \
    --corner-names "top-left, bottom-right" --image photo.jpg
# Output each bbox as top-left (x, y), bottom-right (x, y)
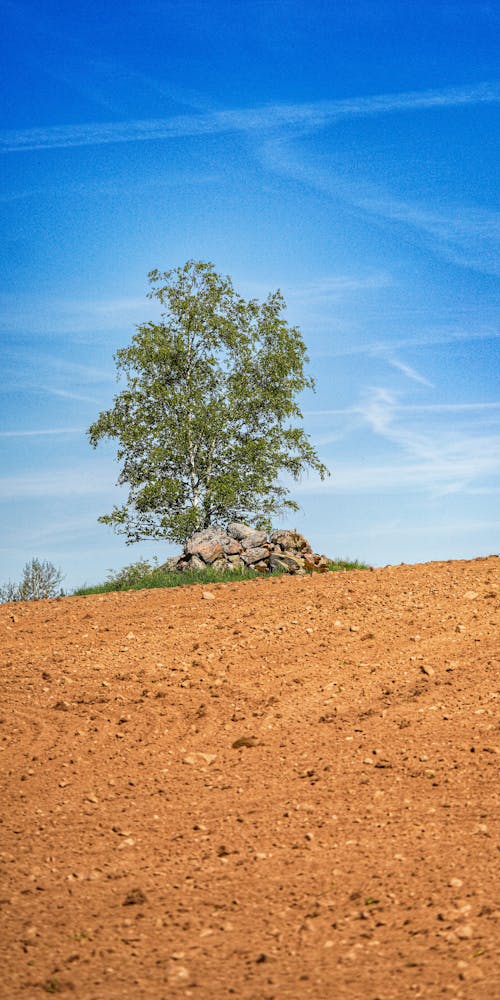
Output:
top-left (0, 557), bottom-right (498, 999)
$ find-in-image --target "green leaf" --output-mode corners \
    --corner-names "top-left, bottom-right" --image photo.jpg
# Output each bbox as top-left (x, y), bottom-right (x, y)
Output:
top-left (88, 260), bottom-right (330, 544)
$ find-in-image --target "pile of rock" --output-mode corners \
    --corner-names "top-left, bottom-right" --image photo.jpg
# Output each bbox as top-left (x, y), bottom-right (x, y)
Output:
top-left (168, 523), bottom-right (330, 575)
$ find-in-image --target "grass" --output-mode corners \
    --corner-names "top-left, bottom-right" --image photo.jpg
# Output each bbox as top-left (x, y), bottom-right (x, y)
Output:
top-left (74, 565), bottom-right (265, 596)
top-left (328, 558), bottom-right (369, 572)
top-left (73, 557), bottom-right (370, 597)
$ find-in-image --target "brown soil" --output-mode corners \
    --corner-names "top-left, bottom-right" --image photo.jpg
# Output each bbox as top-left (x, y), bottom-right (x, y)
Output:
top-left (1, 557), bottom-right (498, 1000)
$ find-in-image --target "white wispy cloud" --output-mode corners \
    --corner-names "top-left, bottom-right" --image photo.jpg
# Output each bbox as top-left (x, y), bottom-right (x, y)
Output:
top-left (296, 450), bottom-right (499, 495)
top-left (310, 326), bottom-right (500, 359)
top-left (332, 517), bottom-right (500, 541)
top-left (44, 387), bottom-right (100, 404)
top-left (0, 294), bottom-right (151, 336)
top-left (381, 356), bottom-right (435, 387)
top-left (0, 170), bottom-right (221, 205)
top-left (0, 513), bottom-right (103, 549)
top-left (43, 357), bottom-right (111, 382)
top-left (0, 427), bottom-right (83, 438)
top-left (1, 82), bottom-right (498, 152)
top-left (286, 273), bottom-right (392, 301)
top-left (301, 388), bottom-right (500, 496)
top-left (0, 466), bottom-right (114, 500)
top-left (306, 401), bottom-right (500, 416)
top-left (356, 195), bottom-right (500, 275)
top-left (395, 401), bottom-right (500, 414)
top-left (357, 386), bottom-right (499, 467)
top-left (260, 134), bottom-right (500, 276)
top-left (2, 348), bottom-right (112, 384)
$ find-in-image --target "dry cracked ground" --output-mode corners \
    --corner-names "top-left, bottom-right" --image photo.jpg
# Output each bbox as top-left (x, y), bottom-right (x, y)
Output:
top-left (0, 557), bottom-right (499, 1000)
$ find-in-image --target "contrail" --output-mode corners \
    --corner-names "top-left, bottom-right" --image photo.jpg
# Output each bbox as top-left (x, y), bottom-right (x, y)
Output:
top-left (1, 82), bottom-right (498, 152)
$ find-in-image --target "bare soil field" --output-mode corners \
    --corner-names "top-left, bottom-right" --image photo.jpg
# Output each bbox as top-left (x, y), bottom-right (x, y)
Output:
top-left (0, 556), bottom-right (498, 1000)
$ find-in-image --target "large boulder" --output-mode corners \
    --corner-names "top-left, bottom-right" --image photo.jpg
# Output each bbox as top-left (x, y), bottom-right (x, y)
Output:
top-left (221, 537), bottom-right (243, 555)
top-left (241, 546), bottom-right (270, 566)
top-left (193, 539), bottom-right (223, 564)
top-left (240, 530), bottom-right (267, 550)
top-left (185, 527), bottom-right (225, 564)
top-left (227, 521), bottom-right (257, 541)
top-left (269, 553), bottom-right (291, 572)
top-left (226, 553), bottom-right (243, 566)
top-left (315, 555), bottom-right (330, 572)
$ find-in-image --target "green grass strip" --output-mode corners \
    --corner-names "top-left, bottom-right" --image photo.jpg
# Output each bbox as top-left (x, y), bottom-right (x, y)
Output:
top-left (73, 558), bottom-right (369, 596)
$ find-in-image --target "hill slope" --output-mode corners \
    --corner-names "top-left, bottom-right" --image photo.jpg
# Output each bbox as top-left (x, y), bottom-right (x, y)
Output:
top-left (1, 557), bottom-right (498, 998)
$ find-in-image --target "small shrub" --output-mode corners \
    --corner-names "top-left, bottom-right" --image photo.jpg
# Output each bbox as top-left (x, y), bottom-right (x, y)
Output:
top-left (0, 558), bottom-right (64, 603)
top-left (0, 579), bottom-right (19, 603)
top-left (105, 558), bottom-right (159, 589)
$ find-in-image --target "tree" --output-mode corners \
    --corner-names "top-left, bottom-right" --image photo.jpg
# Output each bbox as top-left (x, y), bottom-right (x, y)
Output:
top-left (88, 260), bottom-right (329, 545)
top-left (0, 558), bottom-right (64, 603)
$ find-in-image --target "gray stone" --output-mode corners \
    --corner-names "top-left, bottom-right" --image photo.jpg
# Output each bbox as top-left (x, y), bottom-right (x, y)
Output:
top-left (194, 540), bottom-right (223, 564)
top-left (221, 537), bottom-right (243, 555)
top-left (316, 555), bottom-right (330, 570)
top-left (241, 546), bottom-right (270, 565)
top-left (227, 522), bottom-right (255, 540)
top-left (240, 530), bottom-right (267, 550)
top-left (185, 526), bottom-right (225, 555)
top-left (303, 553), bottom-right (320, 571)
top-left (181, 554), bottom-right (205, 572)
top-left (269, 553), bottom-right (293, 572)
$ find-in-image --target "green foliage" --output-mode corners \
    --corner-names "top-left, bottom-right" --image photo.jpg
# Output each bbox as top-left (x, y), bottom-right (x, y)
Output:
top-left (88, 260), bottom-right (329, 545)
top-left (73, 556), bottom-right (367, 596)
top-left (105, 557), bottom-right (160, 589)
top-left (0, 558), bottom-right (64, 603)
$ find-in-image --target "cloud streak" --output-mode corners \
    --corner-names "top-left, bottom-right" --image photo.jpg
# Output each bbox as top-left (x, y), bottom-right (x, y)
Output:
top-left (356, 387), bottom-right (499, 493)
top-left (285, 272), bottom-right (392, 301)
top-left (0, 294), bottom-right (151, 336)
top-left (307, 401), bottom-right (500, 416)
top-left (381, 356), bottom-right (435, 387)
top-left (309, 326), bottom-right (500, 360)
top-left (357, 195), bottom-right (500, 276)
top-left (302, 389), bottom-right (500, 497)
top-left (45, 388), bottom-right (100, 404)
top-left (260, 132), bottom-right (500, 276)
top-left (0, 466), bottom-right (114, 500)
top-left (2, 82), bottom-right (498, 152)
top-left (296, 450), bottom-right (499, 496)
top-left (0, 427), bottom-right (83, 438)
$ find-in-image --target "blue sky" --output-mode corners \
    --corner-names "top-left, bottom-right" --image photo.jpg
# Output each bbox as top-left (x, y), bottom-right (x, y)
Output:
top-left (1, 0), bottom-right (499, 590)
